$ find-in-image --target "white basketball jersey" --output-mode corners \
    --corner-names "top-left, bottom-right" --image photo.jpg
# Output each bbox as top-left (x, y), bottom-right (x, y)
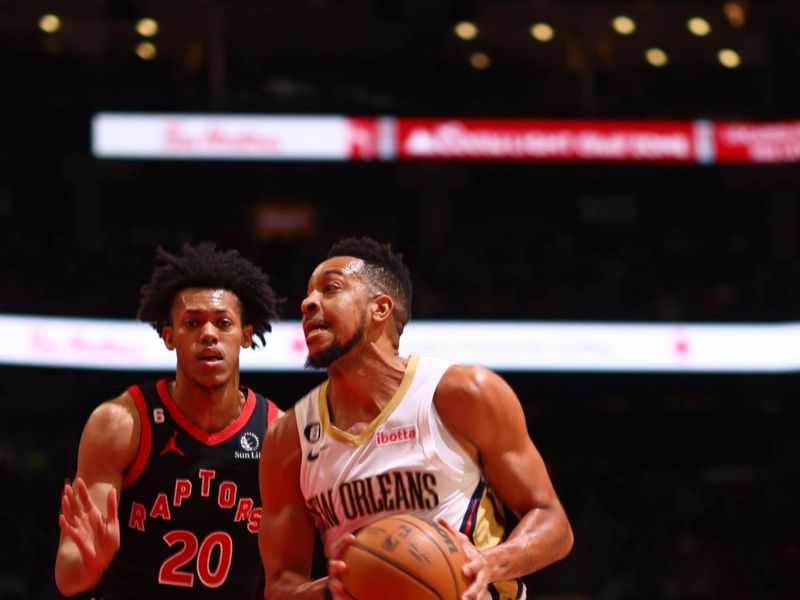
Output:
top-left (295, 354), bottom-right (525, 600)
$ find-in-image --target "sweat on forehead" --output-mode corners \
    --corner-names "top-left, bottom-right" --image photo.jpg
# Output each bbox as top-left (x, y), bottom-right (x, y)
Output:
top-left (314, 256), bottom-right (364, 277)
top-left (175, 288), bottom-right (240, 305)
top-left (340, 257), bottom-right (366, 276)
top-left (332, 258), bottom-right (385, 287)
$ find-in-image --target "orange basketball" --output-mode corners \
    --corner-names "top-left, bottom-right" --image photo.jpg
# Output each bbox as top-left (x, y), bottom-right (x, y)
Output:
top-left (340, 514), bottom-right (468, 600)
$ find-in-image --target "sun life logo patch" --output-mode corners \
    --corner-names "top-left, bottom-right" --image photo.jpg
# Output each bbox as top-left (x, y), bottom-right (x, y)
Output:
top-left (235, 432), bottom-right (261, 459)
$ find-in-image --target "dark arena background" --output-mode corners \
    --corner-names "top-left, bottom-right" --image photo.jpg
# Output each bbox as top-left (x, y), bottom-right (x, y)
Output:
top-left (2, 1), bottom-right (800, 599)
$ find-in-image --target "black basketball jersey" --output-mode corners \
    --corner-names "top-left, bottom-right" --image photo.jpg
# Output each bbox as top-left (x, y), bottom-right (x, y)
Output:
top-left (93, 379), bottom-right (277, 600)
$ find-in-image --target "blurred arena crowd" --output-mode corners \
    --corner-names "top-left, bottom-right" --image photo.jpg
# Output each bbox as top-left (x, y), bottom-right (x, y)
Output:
top-left (2, 160), bottom-right (800, 324)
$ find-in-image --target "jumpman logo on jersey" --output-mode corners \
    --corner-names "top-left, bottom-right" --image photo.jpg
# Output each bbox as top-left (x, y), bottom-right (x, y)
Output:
top-left (160, 430), bottom-right (185, 457)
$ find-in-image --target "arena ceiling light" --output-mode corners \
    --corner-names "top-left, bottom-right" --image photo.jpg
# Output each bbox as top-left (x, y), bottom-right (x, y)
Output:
top-left (136, 41), bottom-right (157, 60)
top-left (38, 14), bottom-right (60, 33)
top-left (718, 48), bottom-right (741, 68)
top-left (136, 18), bottom-right (159, 38)
top-left (645, 48), bottom-right (668, 67)
top-left (723, 1), bottom-right (746, 28)
top-left (453, 21), bottom-right (478, 41)
top-left (612, 15), bottom-right (636, 35)
top-left (530, 23), bottom-right (555, 43)
top-left (469, 51), bottom-right (490, 70)
top-left (687, 17), bottom-right (711, 37)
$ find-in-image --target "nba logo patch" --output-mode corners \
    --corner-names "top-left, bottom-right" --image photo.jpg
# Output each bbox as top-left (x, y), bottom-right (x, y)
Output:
top-left (304, 422), bottom-right (321, 443)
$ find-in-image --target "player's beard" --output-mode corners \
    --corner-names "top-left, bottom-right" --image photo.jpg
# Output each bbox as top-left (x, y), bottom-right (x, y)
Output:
top-left (305, 314), bottom-right (367, 370)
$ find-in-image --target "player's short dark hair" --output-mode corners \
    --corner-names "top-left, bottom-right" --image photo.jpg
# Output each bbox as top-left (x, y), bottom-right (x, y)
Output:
top-left (327, 236), bottom-right (412, 335)
top-left (137, 242), bottom-right (280, 348)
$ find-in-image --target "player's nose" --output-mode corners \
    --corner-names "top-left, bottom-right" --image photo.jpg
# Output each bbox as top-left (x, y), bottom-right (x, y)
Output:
top-left (301, 291), bottom-right (320, 316)
top-left (199, 321), bottom-right (219, 343)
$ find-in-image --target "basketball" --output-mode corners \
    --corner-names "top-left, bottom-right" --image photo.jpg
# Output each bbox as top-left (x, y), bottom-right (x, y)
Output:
top-left (340, 514), bottom-right (468, 600)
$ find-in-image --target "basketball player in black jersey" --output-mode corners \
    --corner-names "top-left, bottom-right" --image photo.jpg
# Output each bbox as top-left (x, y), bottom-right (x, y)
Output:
top-left (55, 242), bottom-right (281, 599)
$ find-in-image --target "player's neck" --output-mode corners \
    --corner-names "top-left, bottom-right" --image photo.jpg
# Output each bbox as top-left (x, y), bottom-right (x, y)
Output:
top-left (326, 346), bottom-right (407, 424)
top-left (170, 373), bottom-right (245, 433)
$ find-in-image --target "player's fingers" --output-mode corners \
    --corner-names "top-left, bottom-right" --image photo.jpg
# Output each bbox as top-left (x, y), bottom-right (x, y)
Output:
top-left (438, 517), bottom-right (470, 544)
top-left (461, 567), bottom-right (490, 600)
top-left (61, 515), bottom-right (90, 552)
top-left (75, 478), bottom-right (94, 512)
top-left (326, 563), bottom-right (349, 600)
top-left (66, 485), bottom-right (86, 522)
top-left (63, 484), bottom-right (81, 516)
top-left (87, 506), bottom-right (103, 532)
top-left (461, 584), bottom-right (482, 600)
top-left (327, 558), bottom-right (348, 579)
top-left (70, 527), bottom-right (93, 558)
top-left (105, 487), bottom-right (118, 525)
top-left (327, 572), bottom-right (347, 599)
top-left (61, 491), bottom-right (76, 523)
top-left (330, 533), bottom-right (356, 560)
top-left (60, 515), bottom-right (78, 539)
top-left (437, 517), bottom-right (456, 533)
top-left (439, 517), bottom-right (482, 573)
top-left (462, 546), bottom-right (487, 570)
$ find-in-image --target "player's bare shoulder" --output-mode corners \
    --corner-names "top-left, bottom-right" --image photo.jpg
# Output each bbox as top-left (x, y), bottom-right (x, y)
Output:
top-left (78, 390), bottom-right (142, 473)
top-left (262, 406), bottom-right (302, 468)
top-left (434, 364), bottom-right (524, 452)
top-left (434, 364), bottom-right (500, 410)
top-left (265, 406), bottom-right (298, 443)
top-left (259, 406), bottom-right (305, 510)
top-left (431, 365), bottom-right (497, 456)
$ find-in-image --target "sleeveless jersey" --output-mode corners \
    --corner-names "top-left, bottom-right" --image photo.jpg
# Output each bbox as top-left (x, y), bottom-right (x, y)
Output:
top-left (295, 354), bottom-right (525, 600)
top-left (93, 379), bottom-right (278, 600)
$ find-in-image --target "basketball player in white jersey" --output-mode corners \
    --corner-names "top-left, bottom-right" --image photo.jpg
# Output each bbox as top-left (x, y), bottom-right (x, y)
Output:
top-left (258, 237), bottom-right (573, 600)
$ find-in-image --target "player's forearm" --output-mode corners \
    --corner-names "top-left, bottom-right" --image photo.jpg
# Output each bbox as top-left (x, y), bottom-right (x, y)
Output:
top-left (265, 572), bottom-right (329, 600)
top-left (54, 547), bottom-right (105, 596)
top-left (483, 505), bottom-right (573, 582)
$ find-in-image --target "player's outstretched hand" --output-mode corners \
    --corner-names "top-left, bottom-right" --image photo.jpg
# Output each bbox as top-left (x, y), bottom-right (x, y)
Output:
top-left (59, 477), bottom-right (120, 576)
top-left (438, 518), bottom-right (491, 600)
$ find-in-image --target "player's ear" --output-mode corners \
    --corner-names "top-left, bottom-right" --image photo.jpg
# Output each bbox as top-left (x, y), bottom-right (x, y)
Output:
top-left (162, 326), bottom-right (175, 350)
top-left (370, 294), bottom-right (394, 324)
top-left (242, 324), bottom-right (254, 349)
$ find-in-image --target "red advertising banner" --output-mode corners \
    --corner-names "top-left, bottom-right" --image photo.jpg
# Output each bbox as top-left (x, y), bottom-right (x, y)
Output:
top-left (715, 120), bottom-right (800, 163)
top-left (396, 118), bottom-right (699, 163)
top-left (92, 113), bottom-right (800, 164)
top-left (347, 117), bottom-right (381, 160)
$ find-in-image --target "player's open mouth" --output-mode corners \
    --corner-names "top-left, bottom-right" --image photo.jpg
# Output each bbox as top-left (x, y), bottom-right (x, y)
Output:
top-left (304, 320), bottom-right (328, 340)
top-left (199, 349), bottom-right (223, 362)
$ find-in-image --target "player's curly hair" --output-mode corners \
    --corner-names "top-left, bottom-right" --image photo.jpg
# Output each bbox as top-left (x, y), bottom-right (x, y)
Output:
top-left (328, 236), bottom-right (412, 335)
top-left (137, 242), bottom-right (280, 348)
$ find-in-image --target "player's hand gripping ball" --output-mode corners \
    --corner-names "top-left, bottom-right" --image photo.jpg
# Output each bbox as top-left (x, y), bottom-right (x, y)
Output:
top-left (341, 514), bottom-right (468, 600)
